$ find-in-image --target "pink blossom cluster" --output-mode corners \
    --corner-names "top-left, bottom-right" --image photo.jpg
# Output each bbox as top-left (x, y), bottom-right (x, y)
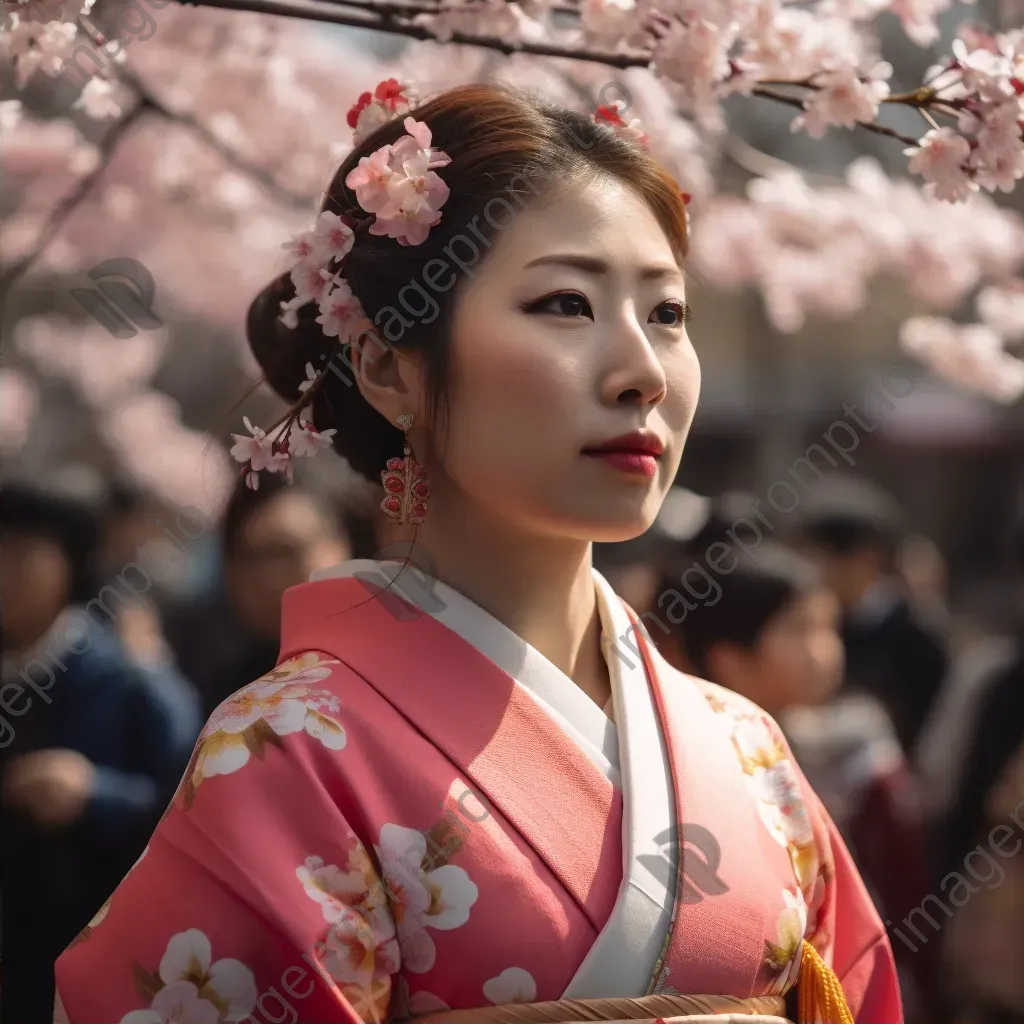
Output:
top-left (689, 157), bottom-right (1024, 400)
top-left (229, 414), bottom-right (336, 490)
top-left (230, 113), bottom-right (451, 490)
top-left (102, 390), bottom-right (234, 517)
top-left (905, 30), bottom-right (1024, 201)
top-left (346, 117), bottom-right (452, 246)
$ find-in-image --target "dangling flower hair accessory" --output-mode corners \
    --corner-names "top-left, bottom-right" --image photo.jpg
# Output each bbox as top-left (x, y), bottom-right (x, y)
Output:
top-left (231, 82), bottom-right (452, 491)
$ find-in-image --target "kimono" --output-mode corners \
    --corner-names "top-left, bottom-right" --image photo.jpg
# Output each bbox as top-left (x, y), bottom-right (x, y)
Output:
top-left (55, 560), bottom-right (902, 1024)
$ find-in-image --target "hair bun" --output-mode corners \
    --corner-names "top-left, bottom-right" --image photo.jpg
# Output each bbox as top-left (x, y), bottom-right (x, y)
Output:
top-left (245, 271), bottom-right (323, 404)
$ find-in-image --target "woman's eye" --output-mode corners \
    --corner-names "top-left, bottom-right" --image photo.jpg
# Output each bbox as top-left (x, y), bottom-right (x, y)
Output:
top-left (527, 292), bottom-right (594, 319)
top-left (650, 300), bottom-right (692, 326)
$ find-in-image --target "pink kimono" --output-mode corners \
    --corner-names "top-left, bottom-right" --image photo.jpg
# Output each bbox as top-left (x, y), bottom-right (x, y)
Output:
top-left (55, 561), bottom-right (902, 1024)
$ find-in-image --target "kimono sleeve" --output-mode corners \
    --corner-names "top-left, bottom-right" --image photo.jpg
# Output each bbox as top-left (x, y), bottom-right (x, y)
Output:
top-left (798, 762), bottom-right (904, 1024)
top-left (55, 652), bottom-right (401, 1024)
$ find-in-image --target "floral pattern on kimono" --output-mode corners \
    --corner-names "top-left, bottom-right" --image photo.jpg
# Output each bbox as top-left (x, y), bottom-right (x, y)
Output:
top-left (297, 844), bottom-right (400, 1021)
top-left (700, 682), bottom-right (833, 994)
top-left (182, 653), bottom-right (346, 806)
top-left (123, 929), bottom-right (258, 1024)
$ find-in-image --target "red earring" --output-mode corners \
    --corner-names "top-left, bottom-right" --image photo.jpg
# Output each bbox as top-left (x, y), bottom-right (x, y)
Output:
top-left (381, 413), bottom-right (430, 525)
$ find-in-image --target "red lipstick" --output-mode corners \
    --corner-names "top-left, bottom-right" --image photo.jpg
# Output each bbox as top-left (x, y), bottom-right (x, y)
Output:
top-left (582, 431), bottom-right (664, 478)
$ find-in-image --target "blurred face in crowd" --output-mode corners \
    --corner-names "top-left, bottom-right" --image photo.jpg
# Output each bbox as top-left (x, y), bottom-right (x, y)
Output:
top-left (804, 543), bottom-right (885, 610)
top-left (708, 588), bottom-right (844, 715)
top-left (226, 491), bottom-right (350, 639)
top-left (0, 531), bottom-right (71, 652)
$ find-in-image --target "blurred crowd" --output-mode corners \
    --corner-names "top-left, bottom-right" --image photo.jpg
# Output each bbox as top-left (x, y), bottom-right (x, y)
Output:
top-left (1, 467), bottom-right (1023, 1024)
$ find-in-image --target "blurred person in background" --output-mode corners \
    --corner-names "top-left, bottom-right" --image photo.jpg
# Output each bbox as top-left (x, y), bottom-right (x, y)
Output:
top-left (657, 540), bottom-right (941, 1021)
top-left (935, 507), bottom-right (1024, 1024)
top-left (0, 470), bottom-right (203, 1023)
top-left (162, 473), bottom-right (353, 718)
top-left (798, 479), bottom-right (950, 755)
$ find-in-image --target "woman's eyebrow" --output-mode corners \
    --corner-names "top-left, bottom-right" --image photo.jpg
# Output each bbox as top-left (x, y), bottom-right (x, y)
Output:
top-left (522, 254), bottom-right (682, 281)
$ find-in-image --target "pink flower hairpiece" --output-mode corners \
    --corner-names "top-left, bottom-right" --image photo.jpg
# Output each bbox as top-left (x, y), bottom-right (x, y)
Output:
top-left (232, 85), bottom-right (451, 491)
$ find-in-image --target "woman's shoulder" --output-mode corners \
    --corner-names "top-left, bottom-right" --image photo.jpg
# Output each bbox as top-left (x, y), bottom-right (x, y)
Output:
top-left (656, 657), bottom-right (786, 734)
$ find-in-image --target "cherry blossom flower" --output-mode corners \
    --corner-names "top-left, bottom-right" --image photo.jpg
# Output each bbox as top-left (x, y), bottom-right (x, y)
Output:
top-left (315, 210), bottom-right (356, 260)
top-left (901, 316), bottom-right (1024, 402)
top-left (906, 127), bottom-right (976, 202)
top-left (792, 62), bottom-right (892, 139)
top-left (230, 415), bottom-right (284, 473)
top-left (298, 361), bottom-right (319, 392)
top-left (317, 278), bottom-right (365, 339)
top-left (290, 262), bottom-right (332, 304)
top-left (346, 146), bottom-right (395, 213)
top-left (289, 418), bottom-right (337, 457)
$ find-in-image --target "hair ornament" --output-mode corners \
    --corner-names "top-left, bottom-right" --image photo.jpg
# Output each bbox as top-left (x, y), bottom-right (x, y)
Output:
top-left (347, 78), bottom-right (418, 146)
top-left (232, 79), bottom-right (451, 491)
top-left (593, 101), bottom-right (648, 148)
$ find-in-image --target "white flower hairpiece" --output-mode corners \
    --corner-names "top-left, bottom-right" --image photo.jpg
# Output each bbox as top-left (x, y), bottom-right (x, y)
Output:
top-left (232, 82), bottom-right (451, 491)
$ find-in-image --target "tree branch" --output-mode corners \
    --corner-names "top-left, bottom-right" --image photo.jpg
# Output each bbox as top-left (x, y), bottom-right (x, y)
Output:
top-left (749, 85), bottom-right (920, 146)
top-left (178, 0), bottom-right (651, 67)
top-left (0, 98), bottom-right (150, 301)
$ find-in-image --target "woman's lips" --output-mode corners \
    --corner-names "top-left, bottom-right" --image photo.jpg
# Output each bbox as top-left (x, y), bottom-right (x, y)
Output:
top-left (582, 450), bottom-right (659, 478)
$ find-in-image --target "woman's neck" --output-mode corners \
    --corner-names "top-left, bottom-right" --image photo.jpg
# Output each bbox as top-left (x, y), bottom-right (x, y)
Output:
top-left (408, 493), bottom-right (607, 698)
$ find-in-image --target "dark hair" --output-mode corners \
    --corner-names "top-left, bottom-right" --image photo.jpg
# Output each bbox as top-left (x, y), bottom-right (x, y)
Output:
top-left (0, 471), bottom-right (106, 603)
top-left (247, 82), bottom-right (689, 483)
top-left (798, 479), bottom-right (904, 557)
top-left (661, 543), bottom-right (823, 678)
top-left (220, 474), bottom-right (343, 559)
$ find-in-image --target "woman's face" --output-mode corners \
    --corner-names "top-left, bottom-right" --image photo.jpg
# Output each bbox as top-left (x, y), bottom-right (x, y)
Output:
top-left (752, 588), bottom-right (845, 711)
top-left (439, 174), bottom-right (700, 543)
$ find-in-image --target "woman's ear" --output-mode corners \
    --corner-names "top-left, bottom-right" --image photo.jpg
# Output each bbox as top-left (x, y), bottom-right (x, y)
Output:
top-left (350, 328), bottom-right (428, 427)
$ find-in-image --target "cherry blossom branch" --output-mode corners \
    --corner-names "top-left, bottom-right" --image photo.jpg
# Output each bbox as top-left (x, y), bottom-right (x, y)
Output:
top-left (0, 97), bottom-right (150, 299)
top-left (178, 0), bottom-right (651, 67)
top-left (76, 16), bottom-right (313, 208)
top-left (749, 85), bottom-right (920, 146)
top-left (0, 15), bottom-right (317, 295)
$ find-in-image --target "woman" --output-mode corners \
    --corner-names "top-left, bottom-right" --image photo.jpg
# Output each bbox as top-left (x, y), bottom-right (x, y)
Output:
top-left (54, 82), bottom-right (902, 1024)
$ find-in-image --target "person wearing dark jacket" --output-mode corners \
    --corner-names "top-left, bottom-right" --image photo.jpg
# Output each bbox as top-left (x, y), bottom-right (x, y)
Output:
top-left (0, 472), bottom-right (203, 1024)
top-left (799, 479), bottom-right (950, 754)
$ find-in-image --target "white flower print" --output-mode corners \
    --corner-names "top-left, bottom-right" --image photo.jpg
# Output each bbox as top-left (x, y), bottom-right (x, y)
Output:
top-left (185, 654), bottom-right (345, 803)
top-left (297, 855), bottom-right (400, 989)
top-left (483, 967), bottom-right (537, 1005)
top-left (763, 889), bottom-right (807, 995)
top-left (375, 822), bottom-right (479, 974)
top-left (124, 930), bottom-right (257, 1024)
top-left (120, 982), bottom-right (219, 1024)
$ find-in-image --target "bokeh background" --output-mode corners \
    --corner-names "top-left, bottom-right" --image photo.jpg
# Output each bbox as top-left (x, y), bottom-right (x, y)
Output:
top-left (2, 0), bottom-right (1023, 1020)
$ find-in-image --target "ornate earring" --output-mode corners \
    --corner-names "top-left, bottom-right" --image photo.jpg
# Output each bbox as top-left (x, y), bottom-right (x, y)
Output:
top-left (380, 413), bottom-right (430, 525)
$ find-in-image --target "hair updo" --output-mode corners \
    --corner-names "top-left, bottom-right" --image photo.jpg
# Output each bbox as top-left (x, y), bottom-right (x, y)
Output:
top-left (246, 82), bottom-right (689, 483)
